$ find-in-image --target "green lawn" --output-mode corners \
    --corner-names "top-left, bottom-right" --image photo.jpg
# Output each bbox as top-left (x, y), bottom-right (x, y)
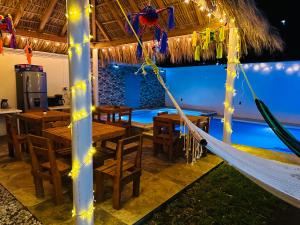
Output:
top-left (146, 163), bottom-right (300, 225)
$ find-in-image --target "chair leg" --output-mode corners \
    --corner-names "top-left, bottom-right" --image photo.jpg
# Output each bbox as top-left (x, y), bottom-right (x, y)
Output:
top-left (33, 175), bottom-right (45, 198)
top-left (95, 173), bottom-right (105, 202)
top-left (112, 179), bottom-right (121, 210)
top-left (133, 175), bottom-right (140, 197)
top-left (14, 142), bottom-right (23, 161)
top-left (52, 173), bottom-right (64, 205)
top-left (153, 143), bottom-right (160, 156)
top-left (8, 143), bottom-right (14, 157)
top-left (168, 146), bottom-right (173, 161)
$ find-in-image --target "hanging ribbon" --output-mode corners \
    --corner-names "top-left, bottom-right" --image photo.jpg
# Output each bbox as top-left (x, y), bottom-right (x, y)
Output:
top-left (192, 31), bottom-right (197, 47)
top-left (216, 42), bottom-right (223, 59)
top-left (203, 28), bottom-right (211, 50)
top-left (195, 45), bottom-right (201, 61)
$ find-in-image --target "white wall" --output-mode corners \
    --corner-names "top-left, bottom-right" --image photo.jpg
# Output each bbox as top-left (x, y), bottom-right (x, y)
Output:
top-left (0, 48), bottom-right (69, 135)
top-left (165, 61), bottom-right (300, 125)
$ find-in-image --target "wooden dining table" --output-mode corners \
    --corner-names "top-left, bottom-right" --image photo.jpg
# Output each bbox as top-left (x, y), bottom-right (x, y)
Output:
top-left (157, 113), bottom-right (210, 132)
top-left (18, 111), bottom-right (70, 122)
top-left (18, 111), bottom-right (70, 135)
top-left (43, 122), bottom-right (126, 144)
top-left (157, 113), bottom-right (208, 124)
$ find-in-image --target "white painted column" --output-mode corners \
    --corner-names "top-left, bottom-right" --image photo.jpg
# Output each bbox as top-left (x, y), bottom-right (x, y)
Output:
top-left (223, 22), bottom-right (240, 144)
top-left (67, 1), bottom-right (94, 224)
top-left (92, 48), bottom-right (99, 106)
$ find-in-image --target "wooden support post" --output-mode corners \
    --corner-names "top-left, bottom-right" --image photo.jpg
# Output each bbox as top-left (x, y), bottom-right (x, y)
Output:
top-left (223, 22), bottom-right (240, 144)
top-left (67, 0), bottom-right (93, 224)
top-left (92, 48), bottom-right (99, 106)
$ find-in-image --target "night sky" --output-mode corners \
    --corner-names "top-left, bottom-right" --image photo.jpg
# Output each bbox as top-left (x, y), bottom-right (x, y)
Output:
top-left (251, 0), bottom-right (299, 62)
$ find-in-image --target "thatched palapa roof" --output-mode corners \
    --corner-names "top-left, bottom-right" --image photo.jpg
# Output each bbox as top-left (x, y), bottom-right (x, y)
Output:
top-left (0, 0), bottom-right (283, 64)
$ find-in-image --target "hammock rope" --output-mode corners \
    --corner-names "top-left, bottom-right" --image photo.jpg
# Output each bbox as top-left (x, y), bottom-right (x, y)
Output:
top-left (115, 0), bottom-right (300, 208)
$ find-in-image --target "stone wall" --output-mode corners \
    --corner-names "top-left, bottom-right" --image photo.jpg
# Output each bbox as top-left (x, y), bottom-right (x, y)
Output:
top-left (98, 64), bottom-right (165, 108)
top-left (98, 65), bottom-right (125, 106)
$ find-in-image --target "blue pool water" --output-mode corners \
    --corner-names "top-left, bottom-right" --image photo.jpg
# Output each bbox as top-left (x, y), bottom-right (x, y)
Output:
top-left (131, 108), bottom-right (300, 153)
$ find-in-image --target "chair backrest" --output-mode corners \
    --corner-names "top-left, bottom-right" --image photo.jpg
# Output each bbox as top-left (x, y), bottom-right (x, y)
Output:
top-left (117, 107), bottom-right (132, 126)
top-left (115, 135), bottom-right (142, 178)
top-left (157, 111), bottom-right (168, 116)
top-left (5, 115), bottom-right (18, 141)
top-left (42, 115), bottom-right (70, 129)
top-left (153, 116), bottom-right (174, 139)
top-left (196, 116), bottom-right (210, 133)
top-left (27, 135), bottom-right (58, 175)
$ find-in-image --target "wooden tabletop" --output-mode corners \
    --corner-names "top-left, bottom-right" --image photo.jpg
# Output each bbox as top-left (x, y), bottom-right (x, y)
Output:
top-left (157, 114), bottom-right (208, 124)
top-left (96, 105), bottom-right (132, 113)
top-left (43, 122), bottom-right (126, 143)
top-left (18, 111), bottom-right (70, 122)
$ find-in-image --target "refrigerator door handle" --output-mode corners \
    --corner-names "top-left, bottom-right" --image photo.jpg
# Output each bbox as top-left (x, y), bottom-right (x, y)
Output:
top-left (26, 76), bottom-right (31, 110)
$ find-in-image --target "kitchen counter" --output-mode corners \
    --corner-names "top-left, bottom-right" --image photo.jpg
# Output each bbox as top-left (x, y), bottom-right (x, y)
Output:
top-left (0, 109), bottom-right (22, 115)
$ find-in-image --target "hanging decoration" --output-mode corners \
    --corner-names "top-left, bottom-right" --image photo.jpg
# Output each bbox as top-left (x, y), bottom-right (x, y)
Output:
top-left (24, 41), bottom-right (33, 64)
top-left (0, 14), bottom-right (17, 53)
top-left (191, 25), bottom-right (226, 61)
top-left (125, 2), bottom-right (175, 59)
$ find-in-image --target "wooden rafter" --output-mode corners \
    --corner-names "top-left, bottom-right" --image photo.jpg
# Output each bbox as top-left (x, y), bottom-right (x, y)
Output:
top-left (91, 0), bottom-right (97, 41)
top-left (17, 29), bottom-right (67, 43)
top-left (13, 0), bottom-right (29, 27)
top-left (104, 0), bottom-right (127, 34)
top-left (95, 19), bottom-right (111, 41)
top-left (39, 0), bottom-right (59, 32)
top-left (60, 22), bottom-right (68, 36)
top-left (128, 0), bottom-right (139, 12)
top-left (192, 1), bottom-right (204, 26)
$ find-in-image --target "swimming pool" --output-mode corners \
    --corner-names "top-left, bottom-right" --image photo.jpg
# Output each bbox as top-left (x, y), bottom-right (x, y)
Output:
top-left (131, 108), bottom-right (300, 153)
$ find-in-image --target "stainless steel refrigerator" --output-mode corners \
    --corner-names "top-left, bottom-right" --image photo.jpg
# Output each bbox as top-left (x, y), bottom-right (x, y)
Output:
top-left (15, 64), bottom-right (48, 111)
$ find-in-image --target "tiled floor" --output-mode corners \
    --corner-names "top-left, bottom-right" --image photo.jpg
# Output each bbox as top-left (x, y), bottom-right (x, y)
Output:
top-left (0, 138), bottom-right (223, 225)
top-left (1, 136), bottom-right (299, 225)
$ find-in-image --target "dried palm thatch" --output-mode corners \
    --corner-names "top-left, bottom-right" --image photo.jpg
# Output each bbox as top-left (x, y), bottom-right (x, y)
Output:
top-left (0, 0), bottom-right (283, 64)
top-left (217, 0), bottom-right (283, 53)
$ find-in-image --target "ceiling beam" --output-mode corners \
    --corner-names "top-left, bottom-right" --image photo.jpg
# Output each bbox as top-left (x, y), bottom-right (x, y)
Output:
top-left (128, 1), bottom-right (139, 12)
top-left (192, 1), bottom-right (204, 26)
top-left (17, 29), bottom-right (67, 43)
top-left (93, 26), bottom-right (205, 48)
top-left (95, 19), bottom-right (111, 41)
top-left (105, 0), bottom-right (127, 34)
top-left (13, 0), bottom-right (29, 27)
top-left (91, 0), bottom-right (97, 41)
top-left (39, 0), bottom-right (59, 32)
top-left (60, 22), bottom-right (68, 36)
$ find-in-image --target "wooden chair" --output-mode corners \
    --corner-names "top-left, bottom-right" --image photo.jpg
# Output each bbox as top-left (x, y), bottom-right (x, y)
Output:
top-left (153, 116), bottom-right (179, 161)
top-left (5, 115), bottom-right (27, 160)
top-left (95, 135), bottom-right (142, 209)
top-left (196, 116), bottom-right (210, 133)
top-left (115, 107), bottom-right (132, 132)
top-left (27, 135), bottom-right (70, 205)
top-left (42, 116), bottom-right (71, 156)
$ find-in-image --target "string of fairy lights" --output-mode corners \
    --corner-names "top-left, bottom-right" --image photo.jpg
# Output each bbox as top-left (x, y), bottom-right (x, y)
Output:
top-left (66, 1), bottom-right (96, 223)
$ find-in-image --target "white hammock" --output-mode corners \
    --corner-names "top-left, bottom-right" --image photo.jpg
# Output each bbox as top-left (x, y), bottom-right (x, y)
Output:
top-left (156, 74), bottom-right (300, 209)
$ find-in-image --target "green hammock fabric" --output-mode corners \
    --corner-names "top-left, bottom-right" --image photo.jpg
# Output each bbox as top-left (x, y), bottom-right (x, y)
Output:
top-left (255, 99), bottom-right (300, 157)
